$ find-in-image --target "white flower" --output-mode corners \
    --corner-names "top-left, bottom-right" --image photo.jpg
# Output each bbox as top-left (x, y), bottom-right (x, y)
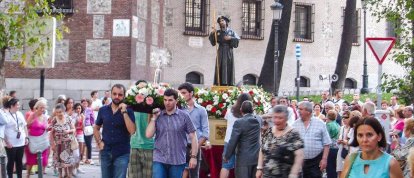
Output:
top-left (222, 93), bottom-right (229, 100)
top-left (216, 110), bottom-right (222, 116)
top-left (126, 89), bottom-right (134, 97)
top-left (226, 98), bottom-right (231, 103)
top-left (206, 105), bottom-right (213, 111)
top-left (253, 97), bottom-right (259, 103)
top-left (197, 98), bottom-right (203, 103)
top-left (213, 101), bottom-right (218, 105)
top-left (139, 88), bottom-right (149, 97)
top-left (213, 95), bottom-right (219, 102)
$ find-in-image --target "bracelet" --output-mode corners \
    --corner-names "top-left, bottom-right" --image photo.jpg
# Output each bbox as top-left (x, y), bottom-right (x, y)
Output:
top-left (190, 154), bottom-right (197, 159)
top-left (256, 166), bottom-right (263, 170)
top-left (151, 117), bottom-right (157, 121)
top-left (122, 110), bottom-right (128, 114)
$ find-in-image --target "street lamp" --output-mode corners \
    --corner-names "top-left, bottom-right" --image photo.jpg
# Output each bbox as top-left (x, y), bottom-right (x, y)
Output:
top-left (271, 0), bottom-right (283, 96)
top-left (361, 0), bottom-right (369, 94)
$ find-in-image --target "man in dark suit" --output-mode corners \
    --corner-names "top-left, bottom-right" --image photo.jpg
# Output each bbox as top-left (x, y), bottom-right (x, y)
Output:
top-left (223, 100), bottom-right (261, 178)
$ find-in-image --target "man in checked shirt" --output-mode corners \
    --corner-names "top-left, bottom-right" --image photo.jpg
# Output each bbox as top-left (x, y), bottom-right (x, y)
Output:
top-left (146, 89), bottom-right (198, 178)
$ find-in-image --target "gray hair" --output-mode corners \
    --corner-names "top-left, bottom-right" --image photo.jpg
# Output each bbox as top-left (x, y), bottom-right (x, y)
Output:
top-left (272, 105), bottom-right (289, 119)
top-left (406, 106), bottom-right (413, 113)
top-left (325, 101), bottom-right (335, 109)
top-left (363, 101), bottom-right (376, 115)
top-left (299, 101), bottom-right (314, 113)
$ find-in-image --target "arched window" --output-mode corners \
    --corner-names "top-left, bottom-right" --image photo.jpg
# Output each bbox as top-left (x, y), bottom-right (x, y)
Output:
top-left (295, 76), bottom-right (310, 87)
top-left (243, 74), bottom-right (257, 85)
top-left (345, 78), bottom-right (357, 89)
top-left (185, 72), bottom-right (203, 84)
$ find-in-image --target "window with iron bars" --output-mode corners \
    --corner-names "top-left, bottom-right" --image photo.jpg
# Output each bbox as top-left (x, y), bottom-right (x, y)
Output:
top-left (49, 0), bottom-right (74, 14)
top-left (241, 0), bottom-right (264, 40)
top-left (184, 0), bottom-right (210, 36)
top-left (294, 3), bottom-right (314, 42)
top-left (342, 8), bottom-right (361, 46)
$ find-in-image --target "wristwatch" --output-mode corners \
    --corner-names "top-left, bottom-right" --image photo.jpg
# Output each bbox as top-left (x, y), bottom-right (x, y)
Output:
top-left (122, 110), bottom-right (128, 114)
top-left (190, 154), bottom-right (197, 159)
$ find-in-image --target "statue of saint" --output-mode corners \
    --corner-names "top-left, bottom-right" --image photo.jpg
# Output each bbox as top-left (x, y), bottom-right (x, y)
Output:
top-left (209, 16), bottom-right (240, 86)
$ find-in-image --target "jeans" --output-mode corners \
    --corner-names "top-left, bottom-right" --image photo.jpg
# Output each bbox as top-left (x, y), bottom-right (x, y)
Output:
top-left (84, 135), bottom-right (93, 159)
top-left (100, 149), bottom-right (130, 178)
top-left (153, 161), bottom-right (185, 178)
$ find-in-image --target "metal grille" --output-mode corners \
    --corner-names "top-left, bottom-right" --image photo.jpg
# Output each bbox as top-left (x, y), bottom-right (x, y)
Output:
top-left (184, 0), bottom-right (209, 36)
top-left (243, 74), bottom-right (257, 85)
top-left (186, 72), bottom-right (203, 84)
top-left (241, 0), bottom-right (264, 40)
top-left (49, 0), bottom-right (74, 14)
top-left (293, 3), bottom-right (314, 42)
top-left (345, 78), bottom-right (357, 89)
top-left (295, 76), bottom-right (310, 87)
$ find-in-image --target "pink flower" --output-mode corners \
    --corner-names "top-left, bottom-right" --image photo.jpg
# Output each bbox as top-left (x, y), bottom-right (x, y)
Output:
top-left (157, 88), bottom-right (165, 95)
top-left (146, 96), bottom-right (154, 105)
top-left (135, 94), bottom-right (145, 103)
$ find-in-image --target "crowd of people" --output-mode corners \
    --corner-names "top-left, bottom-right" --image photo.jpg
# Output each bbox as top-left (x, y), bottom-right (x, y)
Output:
top-left (1, 84), bottom-right (414, 178)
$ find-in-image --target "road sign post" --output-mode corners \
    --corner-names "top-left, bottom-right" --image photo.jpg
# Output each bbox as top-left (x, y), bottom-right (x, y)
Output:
top-left (365, 37), bottom-right (396, 109)
top-left (295, 44), bottom-right (301, 101)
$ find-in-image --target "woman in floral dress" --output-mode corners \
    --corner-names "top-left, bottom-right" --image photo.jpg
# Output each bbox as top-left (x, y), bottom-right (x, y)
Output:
top-left (50, 104), bottom-right (76, 178)
top-left (256, 105), bottom-right (304, 178)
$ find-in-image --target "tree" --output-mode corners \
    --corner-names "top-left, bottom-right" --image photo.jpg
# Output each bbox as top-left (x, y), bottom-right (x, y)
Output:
top-left (258, 0), bottom-right (293, 95)
top-left (368, 0), bottom-right (414, 105)
top-left (330, 0), bottom-right (357, 92)
top-left (0, 0), bottom-right (67, 90)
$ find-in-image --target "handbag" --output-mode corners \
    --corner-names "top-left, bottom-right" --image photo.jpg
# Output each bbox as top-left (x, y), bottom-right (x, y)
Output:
top-left (83, 125), bottom-right (93, 136)
top-left (341, 128), bottom-right (349, 159)
top-left (28, 130), bottom-right (50, 154)
top-left (70, 134), bottom-right (79, 150)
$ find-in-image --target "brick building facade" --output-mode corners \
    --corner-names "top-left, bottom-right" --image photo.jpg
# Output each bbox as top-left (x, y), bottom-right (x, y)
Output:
top-left (1, 0), bottom-right (406, 108)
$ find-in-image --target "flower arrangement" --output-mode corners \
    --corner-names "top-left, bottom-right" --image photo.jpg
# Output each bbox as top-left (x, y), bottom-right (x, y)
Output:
top-left (124, 82), bottom-right (170, 113)
top-left (194, 86), bottom-right (272, 119)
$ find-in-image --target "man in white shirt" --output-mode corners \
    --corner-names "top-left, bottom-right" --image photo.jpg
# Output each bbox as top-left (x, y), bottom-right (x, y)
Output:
top-left (91, 90), bottom-right (102, 120)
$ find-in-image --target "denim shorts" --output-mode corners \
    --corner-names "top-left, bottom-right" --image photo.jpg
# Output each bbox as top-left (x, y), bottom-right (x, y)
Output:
top-left (222, 142), bottom-right (235, 169)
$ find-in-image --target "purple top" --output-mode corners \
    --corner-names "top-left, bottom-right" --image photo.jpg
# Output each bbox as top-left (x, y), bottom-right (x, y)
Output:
top-left (154, 108), bottom-right (196, 165)
top-left (83, 107), bottom-right (95, 126)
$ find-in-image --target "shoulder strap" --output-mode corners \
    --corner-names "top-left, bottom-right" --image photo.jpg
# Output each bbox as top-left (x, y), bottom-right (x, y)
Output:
top-left (345, 153), bottom-right (358, 178)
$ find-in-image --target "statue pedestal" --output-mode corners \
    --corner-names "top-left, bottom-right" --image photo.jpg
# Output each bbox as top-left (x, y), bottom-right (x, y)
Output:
top-left (210, 86), bottom-right (234, 93)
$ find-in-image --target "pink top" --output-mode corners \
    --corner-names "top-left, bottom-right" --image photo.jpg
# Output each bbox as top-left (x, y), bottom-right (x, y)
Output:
top-left (74, 115), bottom-right (84, 135)
top-left (393, 119), bottom-right (405, 132)
top-left (28, 114), bottom-right (47, 136)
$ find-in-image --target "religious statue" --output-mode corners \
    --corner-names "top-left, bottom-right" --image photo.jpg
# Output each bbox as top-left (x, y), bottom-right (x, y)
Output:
top-left (209, 16), bottom-right (240, 86)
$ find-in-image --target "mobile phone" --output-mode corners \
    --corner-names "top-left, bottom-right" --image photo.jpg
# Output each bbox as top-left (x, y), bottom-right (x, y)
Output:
top-left (16, 131), bottom-right (21, 139)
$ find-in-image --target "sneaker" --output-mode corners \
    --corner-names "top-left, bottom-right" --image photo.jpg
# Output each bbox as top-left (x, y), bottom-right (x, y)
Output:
top-left (89, 160), bottom-right (94, 165)
top-left (77, 168), bottom-right (85, 174)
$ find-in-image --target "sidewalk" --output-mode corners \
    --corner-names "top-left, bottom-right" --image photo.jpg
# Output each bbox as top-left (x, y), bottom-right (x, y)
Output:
top-left (23, 164), bottom-right (101, 178)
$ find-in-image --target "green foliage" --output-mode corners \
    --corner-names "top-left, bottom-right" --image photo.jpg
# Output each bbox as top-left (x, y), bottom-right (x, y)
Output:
top-left (0, 0), bottom-right (68, 66)
top-left (293, 93), bottom-right (393, 104)
top-left (367, 0), bottom-right (414, 105)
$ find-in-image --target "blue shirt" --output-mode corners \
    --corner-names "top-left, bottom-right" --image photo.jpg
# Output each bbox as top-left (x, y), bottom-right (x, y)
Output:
top-left (184, 103), bottom-right (209, 143)
top-left (153, 108), bottom-right (196, 165)
top-left (292, 117), bottom-right (331, 159)
top-left (95, 105), bottom-right (135, 158)
top-left (349, 152), bottom-right (392, 178)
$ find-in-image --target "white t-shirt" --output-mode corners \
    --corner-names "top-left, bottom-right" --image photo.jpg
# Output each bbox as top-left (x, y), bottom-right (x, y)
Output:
top-left (91, 98), bottom-right (103, 120)
top-left (4, 111), bottom-right (27, 147)
top-left (224, 111), bottom-right (238, 143)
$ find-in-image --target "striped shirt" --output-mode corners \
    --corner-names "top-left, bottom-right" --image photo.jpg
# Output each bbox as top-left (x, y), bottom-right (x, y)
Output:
top-left (153, 108), bottom-right (196, 165)
top-left (292, 117), bottom-right (331, 159)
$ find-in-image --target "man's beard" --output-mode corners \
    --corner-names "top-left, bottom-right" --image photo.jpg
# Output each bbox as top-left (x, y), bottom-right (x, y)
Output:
top-left (112, 99), bottom-right (122, 105)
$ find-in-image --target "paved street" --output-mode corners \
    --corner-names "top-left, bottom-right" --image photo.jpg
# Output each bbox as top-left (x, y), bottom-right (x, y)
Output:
top-left (6, 140), bottom-right (102, 178)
